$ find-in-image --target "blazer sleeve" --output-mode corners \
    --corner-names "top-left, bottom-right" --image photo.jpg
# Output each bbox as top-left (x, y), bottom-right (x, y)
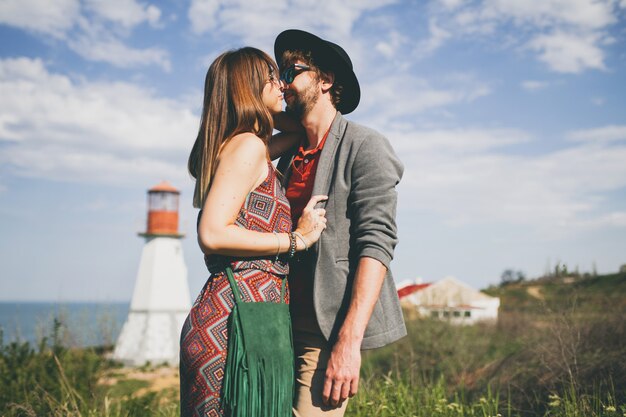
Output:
top-left (349, 132), bottom-right (404, 269)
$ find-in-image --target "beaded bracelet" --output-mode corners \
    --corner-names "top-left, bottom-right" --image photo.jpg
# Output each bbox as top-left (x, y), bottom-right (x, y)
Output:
top-left (288, 232), bottom-right (297, 258)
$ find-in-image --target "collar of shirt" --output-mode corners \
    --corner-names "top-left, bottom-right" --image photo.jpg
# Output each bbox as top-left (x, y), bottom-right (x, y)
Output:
top-left (295, 125), bottom-right (331, 159)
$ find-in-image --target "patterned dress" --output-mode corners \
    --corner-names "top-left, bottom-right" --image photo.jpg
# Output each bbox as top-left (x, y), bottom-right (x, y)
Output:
top-left (180, 162), bottom-right (292, 417)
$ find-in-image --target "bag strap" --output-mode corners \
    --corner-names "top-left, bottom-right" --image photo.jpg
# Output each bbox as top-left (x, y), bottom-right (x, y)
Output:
top-left (224, 265), bottom-right (287, 304)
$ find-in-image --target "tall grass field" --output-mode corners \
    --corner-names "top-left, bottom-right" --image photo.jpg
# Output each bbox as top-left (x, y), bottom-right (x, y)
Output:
top-left (1, 271), bottom-right (624, 416)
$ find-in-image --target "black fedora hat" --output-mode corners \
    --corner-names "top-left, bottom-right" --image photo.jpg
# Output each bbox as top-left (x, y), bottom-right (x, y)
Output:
top-left (274, 29), bottom-right (360, 114)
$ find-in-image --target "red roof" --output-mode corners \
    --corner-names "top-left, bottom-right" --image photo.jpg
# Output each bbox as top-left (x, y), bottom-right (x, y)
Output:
top-left (398, 283), bottom-right (431, 299)
top-left (149, 181), bottom-right (179, 193)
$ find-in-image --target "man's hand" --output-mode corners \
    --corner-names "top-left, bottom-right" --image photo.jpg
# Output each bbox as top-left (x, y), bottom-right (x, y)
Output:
top-left (320, 257), bottom-right (386, 408)
top-left (322, 338), bottom-right (361, 407)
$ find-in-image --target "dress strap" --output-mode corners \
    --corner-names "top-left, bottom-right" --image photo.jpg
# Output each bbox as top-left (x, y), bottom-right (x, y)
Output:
top-left (225, 266), bottom-right (242, 305)
top-left (280, 275), bottom-right (287, 303)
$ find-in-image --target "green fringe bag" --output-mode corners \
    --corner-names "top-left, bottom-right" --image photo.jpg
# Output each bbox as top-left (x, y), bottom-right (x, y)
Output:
top-left (221, 265), bottom-right (294, 417)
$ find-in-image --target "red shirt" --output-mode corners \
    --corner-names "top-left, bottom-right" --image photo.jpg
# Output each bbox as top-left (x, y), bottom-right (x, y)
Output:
top-left (286, 128), bottom-right (330, 330)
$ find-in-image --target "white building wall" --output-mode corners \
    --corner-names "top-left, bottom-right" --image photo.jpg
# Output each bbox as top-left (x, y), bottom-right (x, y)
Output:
top-left (130, 237), bottom-right (190, 311)
top-left (113, 311), bottom-right (188, 366)
top-left (113, 237), bottom-right (191, 366)
top-left (401, 276), bottom-right (500, 324)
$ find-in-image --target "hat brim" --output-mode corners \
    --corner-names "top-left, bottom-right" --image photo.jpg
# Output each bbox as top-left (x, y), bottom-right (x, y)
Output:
top-left (274, 29), bottom-right (360, 114)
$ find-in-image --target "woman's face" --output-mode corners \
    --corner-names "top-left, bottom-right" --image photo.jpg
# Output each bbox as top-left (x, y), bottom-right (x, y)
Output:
top-left (262, 70), bottom-right (284, 114)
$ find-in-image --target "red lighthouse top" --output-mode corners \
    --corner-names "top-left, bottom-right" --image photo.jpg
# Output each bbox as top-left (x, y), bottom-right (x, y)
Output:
top-left (141, 181), bottom-right (184, 238)
top-left (149, 181), bottom-right (180, 194)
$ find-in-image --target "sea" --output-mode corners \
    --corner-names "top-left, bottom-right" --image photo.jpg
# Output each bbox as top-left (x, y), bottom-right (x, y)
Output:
top-left (0, 302), bottom-right (129, 348)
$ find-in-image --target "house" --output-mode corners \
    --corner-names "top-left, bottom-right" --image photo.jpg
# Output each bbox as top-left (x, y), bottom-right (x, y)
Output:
top-left (397, 276), bottom-right (500, 324)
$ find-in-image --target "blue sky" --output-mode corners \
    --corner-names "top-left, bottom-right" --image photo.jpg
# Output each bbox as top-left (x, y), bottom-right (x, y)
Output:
top-left (1, 0), bottom-right (625, 302)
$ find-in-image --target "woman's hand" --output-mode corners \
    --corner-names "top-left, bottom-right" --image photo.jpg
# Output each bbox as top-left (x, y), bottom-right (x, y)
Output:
top-left (273, 111), bottom-right (304, 133)
top-left (294, 195), bottom-right (328, 249)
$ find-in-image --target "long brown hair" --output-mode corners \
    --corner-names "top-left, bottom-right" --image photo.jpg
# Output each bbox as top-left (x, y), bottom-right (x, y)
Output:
top-left (188, 47), bottom-right (279, 208)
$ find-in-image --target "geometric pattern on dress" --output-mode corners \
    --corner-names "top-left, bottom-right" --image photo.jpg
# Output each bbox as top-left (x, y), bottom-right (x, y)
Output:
top-left (180, 161), bottom-right (292, 417)
top-left (200, 354), bottom-right (226, 393)
top-left (246, 192), bottom-right (275, 221)
top-left (205, 317), bottom-right (228, 352)
top-left (274, 210), bottom-right (293, 236)
top-left (195, 283), bottom-right (229, 328)
top-left (182, 330), bottom-right (206, 365)
top-left (195, 397), bottom-right (221, 417)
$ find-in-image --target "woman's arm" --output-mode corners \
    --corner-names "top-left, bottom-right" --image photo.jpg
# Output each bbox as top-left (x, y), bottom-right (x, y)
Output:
top-left (274, 111), bottom-right (304, 133)
top-left (269, 132), bottom-right (302, 160)
top-left (198, 132), bottom-right (326, 256)
top-left (268, 112), bottom-right (305, 160)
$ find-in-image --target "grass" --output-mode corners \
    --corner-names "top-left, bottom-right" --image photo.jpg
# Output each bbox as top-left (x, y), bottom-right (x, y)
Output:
top-left (1, 272), bottom-right (625, 416)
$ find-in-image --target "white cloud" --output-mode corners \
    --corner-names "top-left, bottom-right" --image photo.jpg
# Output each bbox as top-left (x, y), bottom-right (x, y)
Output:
top-left (0, 0), bottom-right (168, 71)
top-left (437, 0), bottom-right (464, 11)
top-left (0, 0), bottom-right (80, 38)
top-left (66, 15), bottom-right (171, 70)
top-left (68, 31), bottom-right (171, 71)
top-left (375, 30), bottom-right (408, 58)
top-left (392, 128), bottom-right (530, 154)
top-left (521, 80), bottom-right (549, 91)
top-left (3, 145), bottom-right (185, 186)
top-left (188, 0), bottom-right (221, 34)
top-left (567, 125), bottom-right (626, 143)
top-left (451, 8), bottom-right (498, 35)
top-left (0, 57), bottom-right (197, 186)
top-left (429, 0), bottom-right (621, 74)
top-left (487, 0), bottom-right (616, 30)
top-left (574, 212), bottom-right (626, 229)
top-left (412, 18), bottom-right (452, 58)
top-left (528, 31), bottom-right (606, 73)
top-left (359, 73), bottom-right (491, 127)
top-left (187, 0), bottom-right (397, 50)
top-left (393, 127), bottom-right (626, 233)
top-left (85, 0), bottom-right (162, 28)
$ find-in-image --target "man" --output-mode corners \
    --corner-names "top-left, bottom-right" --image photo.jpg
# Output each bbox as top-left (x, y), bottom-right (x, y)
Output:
top-left (274, 29), bottom-right (406, 417)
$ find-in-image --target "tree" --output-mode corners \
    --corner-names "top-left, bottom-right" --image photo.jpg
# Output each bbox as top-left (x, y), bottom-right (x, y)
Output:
top-left (500, 269), bottom-right (526, 286)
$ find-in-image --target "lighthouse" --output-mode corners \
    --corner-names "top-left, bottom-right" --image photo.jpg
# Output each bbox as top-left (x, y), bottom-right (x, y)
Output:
top-left (113, 181), bottom-right (191, 366)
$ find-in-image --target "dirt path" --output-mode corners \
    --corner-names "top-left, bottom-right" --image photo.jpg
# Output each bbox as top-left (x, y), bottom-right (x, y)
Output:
top-left (100, 366), bottom-right (179, 397)
top-left (527, 286), bottom-right (544, 300)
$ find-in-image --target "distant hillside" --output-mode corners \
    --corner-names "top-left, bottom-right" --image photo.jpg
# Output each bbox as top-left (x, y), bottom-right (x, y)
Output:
top-left (483, 271), bottom-right (626, 313)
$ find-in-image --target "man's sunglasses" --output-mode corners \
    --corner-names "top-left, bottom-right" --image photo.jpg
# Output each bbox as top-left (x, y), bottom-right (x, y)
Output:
top-left (280, 64), bottom-right (311, 84)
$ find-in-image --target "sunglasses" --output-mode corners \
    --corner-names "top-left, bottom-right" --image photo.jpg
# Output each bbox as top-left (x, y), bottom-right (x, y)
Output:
top-left (280, 64), bottom-right (311, 84)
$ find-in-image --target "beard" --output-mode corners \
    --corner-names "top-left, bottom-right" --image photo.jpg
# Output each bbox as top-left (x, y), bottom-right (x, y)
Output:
top-left (285, 81), bottom-right (319, 119)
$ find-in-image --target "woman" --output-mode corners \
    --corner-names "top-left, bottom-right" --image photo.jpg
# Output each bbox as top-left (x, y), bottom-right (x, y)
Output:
top-left (180, 47), bottom-right (326, 417)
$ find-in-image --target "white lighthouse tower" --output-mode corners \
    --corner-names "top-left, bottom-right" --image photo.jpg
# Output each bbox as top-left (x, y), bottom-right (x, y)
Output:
top-left (113, 181), bottom-right (191, 366)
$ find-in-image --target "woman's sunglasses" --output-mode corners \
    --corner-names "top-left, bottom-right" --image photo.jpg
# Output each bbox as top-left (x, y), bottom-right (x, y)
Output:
top-left (280, 64), bottom-right (311, 84)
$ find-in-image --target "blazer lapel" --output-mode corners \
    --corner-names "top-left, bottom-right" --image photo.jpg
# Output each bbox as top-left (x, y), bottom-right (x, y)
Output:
top-left (311, 112), bottom-right (347, 206)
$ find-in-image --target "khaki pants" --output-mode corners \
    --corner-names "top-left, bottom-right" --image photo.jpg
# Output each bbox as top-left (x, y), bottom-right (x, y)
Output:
top-left (293, 329), bottom-right (349, 417)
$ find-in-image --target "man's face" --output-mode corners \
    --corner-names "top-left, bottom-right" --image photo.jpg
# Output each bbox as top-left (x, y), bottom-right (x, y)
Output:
top-left (281, 60), bottom-right (319, 119)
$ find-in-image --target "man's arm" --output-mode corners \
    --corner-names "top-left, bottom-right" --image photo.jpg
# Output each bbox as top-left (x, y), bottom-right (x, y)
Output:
top-left (322, 131), bottom-right (404, 407)
top-left (322, 257), bottom-right (386, 407)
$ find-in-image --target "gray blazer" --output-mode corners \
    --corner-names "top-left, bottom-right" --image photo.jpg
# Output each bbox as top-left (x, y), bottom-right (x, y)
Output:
top-left (277, 112), bottom-right (406, 349)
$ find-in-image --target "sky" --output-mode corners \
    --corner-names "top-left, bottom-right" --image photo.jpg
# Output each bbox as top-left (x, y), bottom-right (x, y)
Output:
top-left (1, 0), bottom-right (625, 302)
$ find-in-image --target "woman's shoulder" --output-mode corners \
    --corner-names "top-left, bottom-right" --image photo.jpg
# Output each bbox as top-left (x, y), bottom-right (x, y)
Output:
top-left (220, 132), bottom-right (267, 162)
top-left (219, 132), bottom-right (267, 162)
